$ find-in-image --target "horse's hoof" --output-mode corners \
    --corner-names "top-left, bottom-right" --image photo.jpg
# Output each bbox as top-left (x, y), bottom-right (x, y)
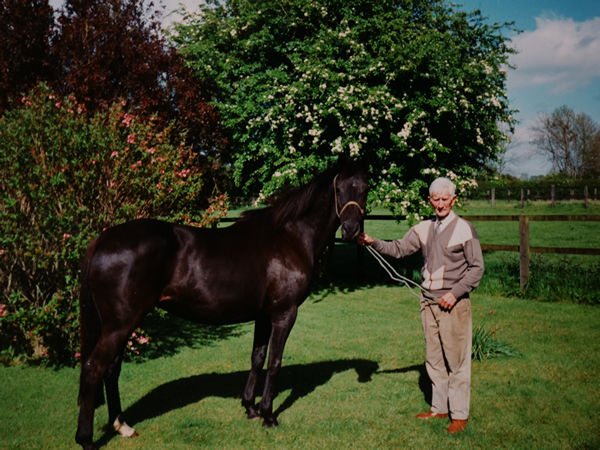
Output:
top-left (245, 406), bottom-right (260, 420)
top-left (262, 417), bottom-right (279, 427)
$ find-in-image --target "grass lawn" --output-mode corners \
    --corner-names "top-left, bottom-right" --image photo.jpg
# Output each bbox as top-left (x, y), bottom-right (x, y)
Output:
top-left (1, 200), bottom-right (599, 448)
top-left (1, 286), bottom-right (599, 449)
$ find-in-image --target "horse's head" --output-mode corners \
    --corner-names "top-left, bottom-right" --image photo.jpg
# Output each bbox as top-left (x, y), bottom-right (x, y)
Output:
top-left (334, 166), bottom-right (368, 241)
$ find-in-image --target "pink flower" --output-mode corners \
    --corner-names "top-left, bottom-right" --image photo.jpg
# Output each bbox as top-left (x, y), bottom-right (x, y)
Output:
top-left (62, 233), bottom-right (72, 243)
top-left (127, 134), bottom-right (136, 144)
top-left (75, 352), bottom-right (81, 358)
top-left (0, 304), bottom-right (7, 317)
top-left (111, 150), bottom-right (119, 158)
top-left (121, 113), bottom-right (134, 127)
top-left (137, 336), bottom-right (149, 345)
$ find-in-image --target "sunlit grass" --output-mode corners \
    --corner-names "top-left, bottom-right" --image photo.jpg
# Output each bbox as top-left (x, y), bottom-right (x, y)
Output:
top-left (1, 289), bottom-right (599, 448)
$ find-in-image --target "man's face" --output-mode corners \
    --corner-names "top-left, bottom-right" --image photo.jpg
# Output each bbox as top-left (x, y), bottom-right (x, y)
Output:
top-left (428, 188), bottom-right (456, 219)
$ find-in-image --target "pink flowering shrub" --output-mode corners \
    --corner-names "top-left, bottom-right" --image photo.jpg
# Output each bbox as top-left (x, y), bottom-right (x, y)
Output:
top-left (0, 84), bottom-right (228, 365)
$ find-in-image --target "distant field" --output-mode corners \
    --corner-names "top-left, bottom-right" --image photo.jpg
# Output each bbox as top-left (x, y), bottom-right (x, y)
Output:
top-left (331, 200), bottom-right (600, 304)
top-left (222, 200), bottom-right (600, 304)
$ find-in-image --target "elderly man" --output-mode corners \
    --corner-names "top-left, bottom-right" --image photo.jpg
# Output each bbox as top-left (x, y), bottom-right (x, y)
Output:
top-left (358, 177), bottom-right (484, 433)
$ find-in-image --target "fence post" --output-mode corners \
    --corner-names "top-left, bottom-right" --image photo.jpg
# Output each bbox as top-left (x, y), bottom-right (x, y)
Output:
top-left (491, 187), bottom-right (495, 208)
top-left (520, 188), bottom-right (525, 208)
top-left (519, 214), bottom-right (530, 290)
top-left (584, 185), bottom-right (589, 209)
top-left (551, 185), bottom-right (555, 207)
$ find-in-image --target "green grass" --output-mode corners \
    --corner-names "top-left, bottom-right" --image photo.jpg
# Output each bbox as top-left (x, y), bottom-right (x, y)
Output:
top-left (1, 288), bottom-right (599, 449)
top-left (2, 200), bottom-right (598, 448)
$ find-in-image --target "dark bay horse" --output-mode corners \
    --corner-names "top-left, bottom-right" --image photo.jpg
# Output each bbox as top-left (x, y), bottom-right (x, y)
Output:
top-left (75, 164), bottom-right (368, 449)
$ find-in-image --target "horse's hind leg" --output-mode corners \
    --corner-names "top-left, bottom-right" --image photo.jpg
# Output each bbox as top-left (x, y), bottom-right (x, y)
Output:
top-left (76, 329), bottom-right (130, 448)
top-left (105, 350), bottom-right (138, 437)
top-left (242, 316), bottom-right (271, 419)
top-left (259, 309), bottom-right (298, 427)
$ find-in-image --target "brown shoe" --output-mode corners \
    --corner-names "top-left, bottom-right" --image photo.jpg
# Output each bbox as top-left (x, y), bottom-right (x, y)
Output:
top-left (415, 410), bottom-right (449, 420)
top-left (447, 419), bottom-right (468, 433)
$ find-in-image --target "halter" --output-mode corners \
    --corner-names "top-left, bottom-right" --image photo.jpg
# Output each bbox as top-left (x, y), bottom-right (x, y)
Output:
top-left (333, 174), bottom-right (365, 218)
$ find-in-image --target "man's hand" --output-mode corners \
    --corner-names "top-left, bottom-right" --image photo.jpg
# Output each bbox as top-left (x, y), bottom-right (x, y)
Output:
top-left (438, 292), bottom-right (457, 311)
top-left (357, 232), bottom-right (374, 246)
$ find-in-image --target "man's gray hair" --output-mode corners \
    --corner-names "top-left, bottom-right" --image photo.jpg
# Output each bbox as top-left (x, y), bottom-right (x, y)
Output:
top-left (429, 177), bottom-right (456, 196)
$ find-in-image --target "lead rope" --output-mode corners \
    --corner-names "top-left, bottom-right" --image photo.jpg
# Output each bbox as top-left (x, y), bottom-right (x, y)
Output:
top-left (364, 245), bottom-right (439, 304)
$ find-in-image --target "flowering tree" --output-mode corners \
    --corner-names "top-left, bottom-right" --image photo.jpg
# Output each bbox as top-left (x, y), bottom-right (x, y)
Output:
top-left (173, 0), bottom-right (516, 217)
top-left (0, 0), bottom-right (226, 191)
top-left (0, 85), bottom-right (227, 365)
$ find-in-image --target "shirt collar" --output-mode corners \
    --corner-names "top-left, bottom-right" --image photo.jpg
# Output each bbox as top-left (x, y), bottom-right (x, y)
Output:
top-left (436, 210), bottom-right (456, 230)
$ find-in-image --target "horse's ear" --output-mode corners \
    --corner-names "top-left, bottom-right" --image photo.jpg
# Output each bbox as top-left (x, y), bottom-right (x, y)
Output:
top-left (336, 156), bottom-right (367, 175)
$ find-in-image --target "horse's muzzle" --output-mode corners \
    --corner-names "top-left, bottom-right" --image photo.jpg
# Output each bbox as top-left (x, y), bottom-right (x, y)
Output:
top-left (341, 220), bottom-right (362, 242)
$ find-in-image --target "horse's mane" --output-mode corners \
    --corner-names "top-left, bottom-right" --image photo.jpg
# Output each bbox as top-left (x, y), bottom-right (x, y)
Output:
top-left (237, 165), bottom-right (339, 228)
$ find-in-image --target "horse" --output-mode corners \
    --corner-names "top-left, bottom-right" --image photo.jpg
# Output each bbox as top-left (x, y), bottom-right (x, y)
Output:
top-left (75, 163), bottom-right (368, 449)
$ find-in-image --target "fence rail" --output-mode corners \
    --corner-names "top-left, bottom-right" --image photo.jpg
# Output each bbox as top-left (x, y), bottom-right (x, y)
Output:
top-left (475, 185), bottom-right (599, 208)
top-left (461, 214), bottom-right (600, 289)
top-left (220, 213), bottom-right (600, 290)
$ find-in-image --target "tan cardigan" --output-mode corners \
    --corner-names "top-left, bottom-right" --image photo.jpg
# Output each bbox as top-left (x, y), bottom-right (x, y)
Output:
top-left (371, 213), bottom-right (484, 300)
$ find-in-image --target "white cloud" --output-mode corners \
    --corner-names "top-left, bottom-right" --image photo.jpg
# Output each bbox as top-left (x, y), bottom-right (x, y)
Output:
top-left (508, 16), bottom-right (600, 94)
top-left (502, 117), bottom-right (552, 176)
top-left (159, 0), bottom-right (203, 28)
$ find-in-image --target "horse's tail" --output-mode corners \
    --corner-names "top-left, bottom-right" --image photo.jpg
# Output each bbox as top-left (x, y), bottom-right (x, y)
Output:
top-left (78, 236), bottom-right (105, 408)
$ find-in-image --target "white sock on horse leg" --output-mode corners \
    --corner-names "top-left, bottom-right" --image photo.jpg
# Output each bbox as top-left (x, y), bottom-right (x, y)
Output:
top-left (113, 417), bottom-right (138, 438)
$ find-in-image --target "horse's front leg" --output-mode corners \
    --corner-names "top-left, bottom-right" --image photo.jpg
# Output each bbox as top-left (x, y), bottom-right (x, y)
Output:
top-left (259, 308), bottom-right (298, 427)
top-left (242, 316), bottom-right (271, 419)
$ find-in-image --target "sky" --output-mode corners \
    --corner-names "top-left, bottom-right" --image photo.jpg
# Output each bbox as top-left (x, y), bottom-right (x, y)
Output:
top-left (50, 0), bottom-right (600, 177)
top-left (457, 0), bottom-right (600, 176)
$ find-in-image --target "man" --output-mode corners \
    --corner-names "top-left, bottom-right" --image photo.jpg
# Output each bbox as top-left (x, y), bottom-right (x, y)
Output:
top-left (358, 177), bottom-right (484, 434)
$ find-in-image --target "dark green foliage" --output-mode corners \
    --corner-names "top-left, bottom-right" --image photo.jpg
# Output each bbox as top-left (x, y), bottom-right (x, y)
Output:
top-left (173, 0), bottom-right (517, 216)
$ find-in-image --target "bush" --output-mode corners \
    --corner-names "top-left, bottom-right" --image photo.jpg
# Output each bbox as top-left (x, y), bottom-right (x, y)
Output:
top-left (472, 324), bottom-right (521, 361)
top-left (0, 84), bottom-right (227, 366)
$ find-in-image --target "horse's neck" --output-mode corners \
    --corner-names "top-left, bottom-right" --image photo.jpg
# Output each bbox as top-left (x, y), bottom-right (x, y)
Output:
top-left (290, 188), bottom-right (339, 260)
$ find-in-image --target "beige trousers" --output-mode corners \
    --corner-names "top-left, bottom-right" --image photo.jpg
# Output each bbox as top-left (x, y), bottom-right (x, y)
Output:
top-left (420, 297), bottom-right (472, 420)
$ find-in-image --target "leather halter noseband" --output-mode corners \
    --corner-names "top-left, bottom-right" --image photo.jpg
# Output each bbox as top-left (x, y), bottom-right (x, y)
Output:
top-left (333, 174), bottom-right (365, 218)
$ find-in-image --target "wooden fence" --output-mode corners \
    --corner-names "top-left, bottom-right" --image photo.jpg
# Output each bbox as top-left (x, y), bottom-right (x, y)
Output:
top-left (369, 214), bottom-right (600, 290)
top-left (220, 213), bottom-right (600, 290)
top-left (483, 186), bottom-right (598, 208)
top-left (462, 215), bottom-right (600, 289)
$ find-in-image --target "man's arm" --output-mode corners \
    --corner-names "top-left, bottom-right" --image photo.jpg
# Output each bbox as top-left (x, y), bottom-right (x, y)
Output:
top-left (450, 225), bottom-right (485, 300)
top-left (359, 227), bottom-right (422, 259)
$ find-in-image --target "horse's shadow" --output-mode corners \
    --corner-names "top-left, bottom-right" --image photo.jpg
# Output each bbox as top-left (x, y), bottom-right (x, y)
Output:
top-left (377, 364), bottom-right (432, 405)
top-left (96, 359), bottom-right (430, 447)
top-left (95, 359), bottom-right (378, 446)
